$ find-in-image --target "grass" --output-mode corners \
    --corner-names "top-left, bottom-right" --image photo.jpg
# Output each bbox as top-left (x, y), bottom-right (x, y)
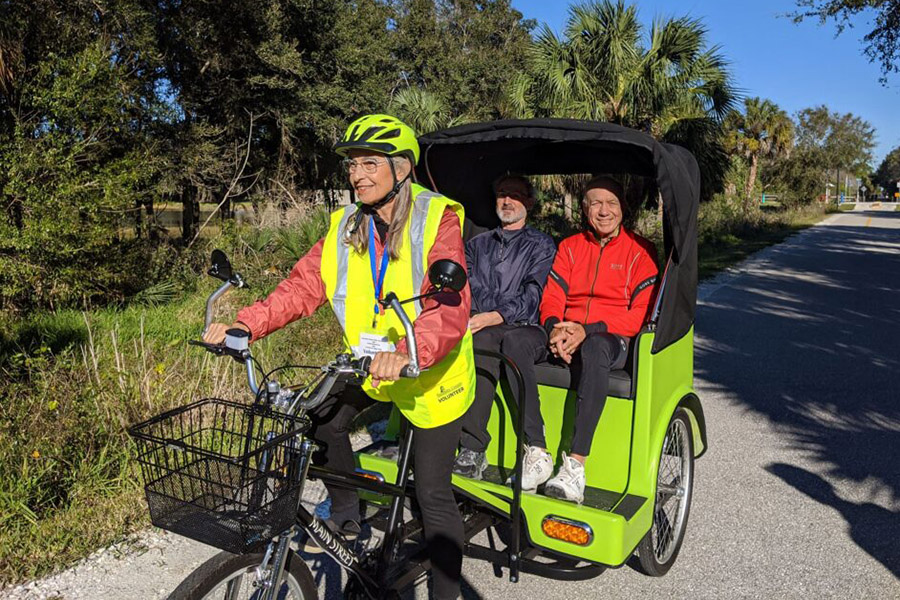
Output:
top-left (0, 209), bottom-right (336, 586)
top-left (0, 196), bottom-right (832, 586)
top-left (696, 203), bottom-right (828, 279)
top-left (838, 203), bottom-right (856, 211)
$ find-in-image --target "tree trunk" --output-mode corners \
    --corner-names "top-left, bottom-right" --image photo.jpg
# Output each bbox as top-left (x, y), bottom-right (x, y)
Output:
top-left (145, 198), bottom-right (158, 242)
top-left (134, 197), bottom-right (143, 239)
top-left (563, 193), bottom-right (574, 222)
top-left (182, 184), bottom-right (199, 243)
top-left (744, 153), bottom-right (759, 211)
top-left (657, 192), bottom-right (663, 231)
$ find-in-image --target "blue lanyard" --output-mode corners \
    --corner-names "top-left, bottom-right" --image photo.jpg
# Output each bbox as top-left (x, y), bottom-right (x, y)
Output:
top-left (368, 217), bottom-right (390, 315)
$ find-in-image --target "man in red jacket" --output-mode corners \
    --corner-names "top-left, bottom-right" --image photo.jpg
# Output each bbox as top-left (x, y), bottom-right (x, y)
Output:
top-left (502, 176), bottom-right (658, 503)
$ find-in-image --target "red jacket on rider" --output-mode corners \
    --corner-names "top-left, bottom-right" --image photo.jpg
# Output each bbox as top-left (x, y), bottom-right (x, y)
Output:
top-left (540, 227), bottom-right (659, 338)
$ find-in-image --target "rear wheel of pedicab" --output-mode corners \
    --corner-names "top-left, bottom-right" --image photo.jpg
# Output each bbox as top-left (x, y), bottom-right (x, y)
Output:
top-left (637, 406), bottom-right (695, 577)
top-left (167, 549), bottom-right (316, 600)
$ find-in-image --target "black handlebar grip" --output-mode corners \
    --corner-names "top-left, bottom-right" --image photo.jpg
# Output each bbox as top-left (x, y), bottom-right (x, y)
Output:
top-left (356, 355), bottom-right (372, 372)
top-left (189, 340), bottom-right (223, 354)
top-left (399, 365), bottom-right (415, 378)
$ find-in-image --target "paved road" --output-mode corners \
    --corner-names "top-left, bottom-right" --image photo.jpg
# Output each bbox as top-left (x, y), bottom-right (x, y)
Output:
top-left (8, 210), bottom-right (899, 599)
top-left (440, 209), bottom-right (900, 599)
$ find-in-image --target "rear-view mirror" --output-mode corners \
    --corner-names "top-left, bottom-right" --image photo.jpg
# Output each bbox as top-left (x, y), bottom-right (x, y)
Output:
top-left (428, 259), bottom-right (467, 293)
top-left (209, 249), bottom-right (233, 282)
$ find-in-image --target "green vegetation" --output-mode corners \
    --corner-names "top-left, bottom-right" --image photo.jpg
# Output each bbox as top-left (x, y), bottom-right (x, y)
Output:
top-left (509, 1), bottom-right (736, 198)
top-left (873, 146), bottom-right (900, 194)
top-left (0, 212), bottom-right (340, 584)
top-left (724, 98), bottom-right (793, 211)
top-left (695, 199), bottom-right (829, 279)
top-left (838, 203), bottom-right (856, 211)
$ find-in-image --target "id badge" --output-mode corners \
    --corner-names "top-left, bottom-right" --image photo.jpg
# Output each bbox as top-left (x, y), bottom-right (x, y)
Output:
top-left (352, 332), bottom-right (396, 359)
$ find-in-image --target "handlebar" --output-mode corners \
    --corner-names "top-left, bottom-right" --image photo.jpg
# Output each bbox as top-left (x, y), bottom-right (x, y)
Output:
top-left (194, 256), bottom-right (422, 408)
top-left (354, 355), bottom-right (418, 379)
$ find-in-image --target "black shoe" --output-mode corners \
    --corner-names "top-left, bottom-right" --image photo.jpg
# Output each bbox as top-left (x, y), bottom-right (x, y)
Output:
top-left (302, 518), bottom-right (361, 554)
top-left (452, 448), bottom-right (488, 480)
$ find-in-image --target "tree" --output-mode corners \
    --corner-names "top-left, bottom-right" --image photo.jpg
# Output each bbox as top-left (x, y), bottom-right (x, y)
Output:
top-left (0, 0), bottom-right (168, 310)
top-left (768, 106), bottom-right (875, 205)
top-left (724, 98), bottom-right (794, 209)
top-left (389, 87), bottom-right (458, 133)
top-left (793, 1), bottom-right (900, 81)
top-left (873, 146), bottom-right (900, 194)
top-left (508, 0), bottom-right (737, 198)
top-left (390, 0), bottom-right (535, 125)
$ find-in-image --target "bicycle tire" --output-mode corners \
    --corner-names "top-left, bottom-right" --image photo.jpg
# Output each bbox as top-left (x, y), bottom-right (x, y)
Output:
top-left (636, 406), bottom-right (695, 577)
top-left (167, 548), bottom-right (316, 600)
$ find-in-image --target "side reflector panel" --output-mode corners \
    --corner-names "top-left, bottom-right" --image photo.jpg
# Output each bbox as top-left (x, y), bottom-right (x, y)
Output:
top-left (541, 516), bottom-right (593, 546)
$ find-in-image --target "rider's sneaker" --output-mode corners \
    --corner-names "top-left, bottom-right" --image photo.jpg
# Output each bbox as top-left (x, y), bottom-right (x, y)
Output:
top-left (301, 519), bottom-right (361, 554)
top-left (508, 445), bottom-right (554, 492)
top-left (544, 453), bottom-right (586, 504)
top-left (452, 447), bottom-right (488, 479)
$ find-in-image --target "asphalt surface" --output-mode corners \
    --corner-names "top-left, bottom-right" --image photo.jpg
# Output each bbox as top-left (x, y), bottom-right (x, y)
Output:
top-left (7, 209), bottom-right (899, 599)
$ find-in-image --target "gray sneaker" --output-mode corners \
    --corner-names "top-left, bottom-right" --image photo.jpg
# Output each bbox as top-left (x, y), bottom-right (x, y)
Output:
top-left (508, 445), bottom-right (554, 492)
top-left (452, 447), bottom-right (488, 479)
top-left (544, 453), bottom-right (586, 504)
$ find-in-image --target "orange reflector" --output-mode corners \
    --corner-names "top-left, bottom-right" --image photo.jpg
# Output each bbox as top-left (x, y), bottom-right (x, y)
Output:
top-left (354, 469), bottom-right (384, 482)
top-left (541, 516), bottom-right (593, 546)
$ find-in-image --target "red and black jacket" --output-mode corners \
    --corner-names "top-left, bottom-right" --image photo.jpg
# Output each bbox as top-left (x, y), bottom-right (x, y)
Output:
top-left (540, 227), bottom-right (659, 338)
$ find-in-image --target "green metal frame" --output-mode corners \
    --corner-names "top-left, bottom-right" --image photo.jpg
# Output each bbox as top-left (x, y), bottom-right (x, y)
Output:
top-left (357, 327), bottom-right (704, 567)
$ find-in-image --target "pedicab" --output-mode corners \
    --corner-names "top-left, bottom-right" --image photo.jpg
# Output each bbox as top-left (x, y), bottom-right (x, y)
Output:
top-left (128, 118), bottom-right (706, 599)
top-left (357, 117), bottom-right (708, 581)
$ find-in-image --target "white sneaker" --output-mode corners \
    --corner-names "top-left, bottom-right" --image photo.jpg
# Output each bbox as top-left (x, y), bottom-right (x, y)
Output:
top-left (544, 453), bottom-right (586, 504)
top-left (509, 445), bottom-right (554, 492)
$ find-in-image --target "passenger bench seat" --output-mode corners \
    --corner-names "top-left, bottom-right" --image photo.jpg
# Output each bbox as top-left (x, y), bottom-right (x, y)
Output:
top-left (532, 331), bottom-right (645, 399)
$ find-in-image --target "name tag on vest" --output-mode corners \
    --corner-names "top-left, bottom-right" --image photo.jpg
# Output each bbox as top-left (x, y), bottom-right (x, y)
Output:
top-left (353, 332), bottom-right (396, 358)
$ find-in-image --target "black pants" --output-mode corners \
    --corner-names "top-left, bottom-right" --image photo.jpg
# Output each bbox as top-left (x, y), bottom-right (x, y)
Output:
top-left (460, 323), bottom-right (521, 453)
top-left (310, 383), bottom-right (464, 600)
top-left (501, 326), bottom-right (627, 457)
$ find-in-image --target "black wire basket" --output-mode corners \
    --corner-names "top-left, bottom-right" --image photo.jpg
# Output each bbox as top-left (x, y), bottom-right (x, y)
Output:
top-left (129, 398), bottom-right (311, 554)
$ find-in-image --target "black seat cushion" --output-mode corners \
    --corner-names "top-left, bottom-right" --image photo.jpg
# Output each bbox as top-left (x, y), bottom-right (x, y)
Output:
top-left (530, 332), bottom-right (644, 399)
top-left (533, 360), bottom-right (633, 399)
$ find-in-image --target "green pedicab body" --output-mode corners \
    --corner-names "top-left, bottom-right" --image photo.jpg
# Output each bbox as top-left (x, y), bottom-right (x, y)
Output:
top-left (356, 326), bottom-right (704, 567)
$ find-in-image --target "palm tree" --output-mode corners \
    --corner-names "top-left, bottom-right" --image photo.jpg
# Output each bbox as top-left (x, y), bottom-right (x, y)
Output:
top-left (507, 0), bottom-right (737, 199)
top-left (389, 86), bottom-right (464, 135)
top-left (724, 97), bottom-right (794, 209)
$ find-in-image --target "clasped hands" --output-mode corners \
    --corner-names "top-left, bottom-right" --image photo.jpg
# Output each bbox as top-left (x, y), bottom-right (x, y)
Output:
top-left (548, 321), bottom-right (586, 364)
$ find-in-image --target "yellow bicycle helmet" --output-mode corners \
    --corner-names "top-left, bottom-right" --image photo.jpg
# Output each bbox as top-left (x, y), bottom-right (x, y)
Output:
top-left (334, 114), bottom-right (420, 165)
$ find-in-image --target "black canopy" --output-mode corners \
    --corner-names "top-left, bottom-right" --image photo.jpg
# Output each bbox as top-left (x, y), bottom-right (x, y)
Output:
top-left (417, 118), bottom-right (699, 353)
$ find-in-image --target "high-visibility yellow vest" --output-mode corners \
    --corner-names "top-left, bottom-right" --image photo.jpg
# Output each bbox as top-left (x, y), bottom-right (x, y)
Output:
top-left (320, 183), bottom-right (475, 429)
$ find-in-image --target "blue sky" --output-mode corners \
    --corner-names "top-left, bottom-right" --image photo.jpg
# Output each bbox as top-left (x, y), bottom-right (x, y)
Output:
top-left (511, 0), bottom-right (900, 165)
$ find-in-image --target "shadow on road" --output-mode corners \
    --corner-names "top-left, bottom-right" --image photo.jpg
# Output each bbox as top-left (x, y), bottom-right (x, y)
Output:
top-left (696, 212), bottom-right (900, 574)
top-left (766, 463), bottom-right (900, 578)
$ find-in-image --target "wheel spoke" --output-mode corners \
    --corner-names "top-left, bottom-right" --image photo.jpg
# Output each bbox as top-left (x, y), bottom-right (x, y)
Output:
top-left (649, 416), bottom-right (692, 565)
top-left (224, 574), bottom-right (244, 600)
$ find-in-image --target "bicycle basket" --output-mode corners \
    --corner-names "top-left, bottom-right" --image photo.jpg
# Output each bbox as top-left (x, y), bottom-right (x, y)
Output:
top-left (128, 398), bottom-right (311, 554)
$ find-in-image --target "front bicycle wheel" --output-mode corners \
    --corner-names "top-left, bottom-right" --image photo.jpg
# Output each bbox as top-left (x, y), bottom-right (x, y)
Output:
top-left (167, 549), bottom-right (316, 600)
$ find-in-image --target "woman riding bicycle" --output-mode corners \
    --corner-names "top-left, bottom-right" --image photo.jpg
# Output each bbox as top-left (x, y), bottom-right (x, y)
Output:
top-left (204, 114), bottom-right (474, 600)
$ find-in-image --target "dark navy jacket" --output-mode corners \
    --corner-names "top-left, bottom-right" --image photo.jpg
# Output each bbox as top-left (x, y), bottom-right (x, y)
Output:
top-left (465, 226), bottom-right (557, 325)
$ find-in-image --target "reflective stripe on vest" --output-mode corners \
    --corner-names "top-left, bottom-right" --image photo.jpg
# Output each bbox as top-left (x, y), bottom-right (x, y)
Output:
top-left (320, 183), bottom-right (475, 428)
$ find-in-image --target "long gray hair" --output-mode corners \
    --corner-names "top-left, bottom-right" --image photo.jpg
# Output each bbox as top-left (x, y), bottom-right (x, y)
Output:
top-left (342, 156), bottom-right (414, 260)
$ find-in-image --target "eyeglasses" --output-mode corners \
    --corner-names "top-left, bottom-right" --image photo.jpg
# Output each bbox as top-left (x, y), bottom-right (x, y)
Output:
top-left (341, 157), bottom-right (388, 174)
